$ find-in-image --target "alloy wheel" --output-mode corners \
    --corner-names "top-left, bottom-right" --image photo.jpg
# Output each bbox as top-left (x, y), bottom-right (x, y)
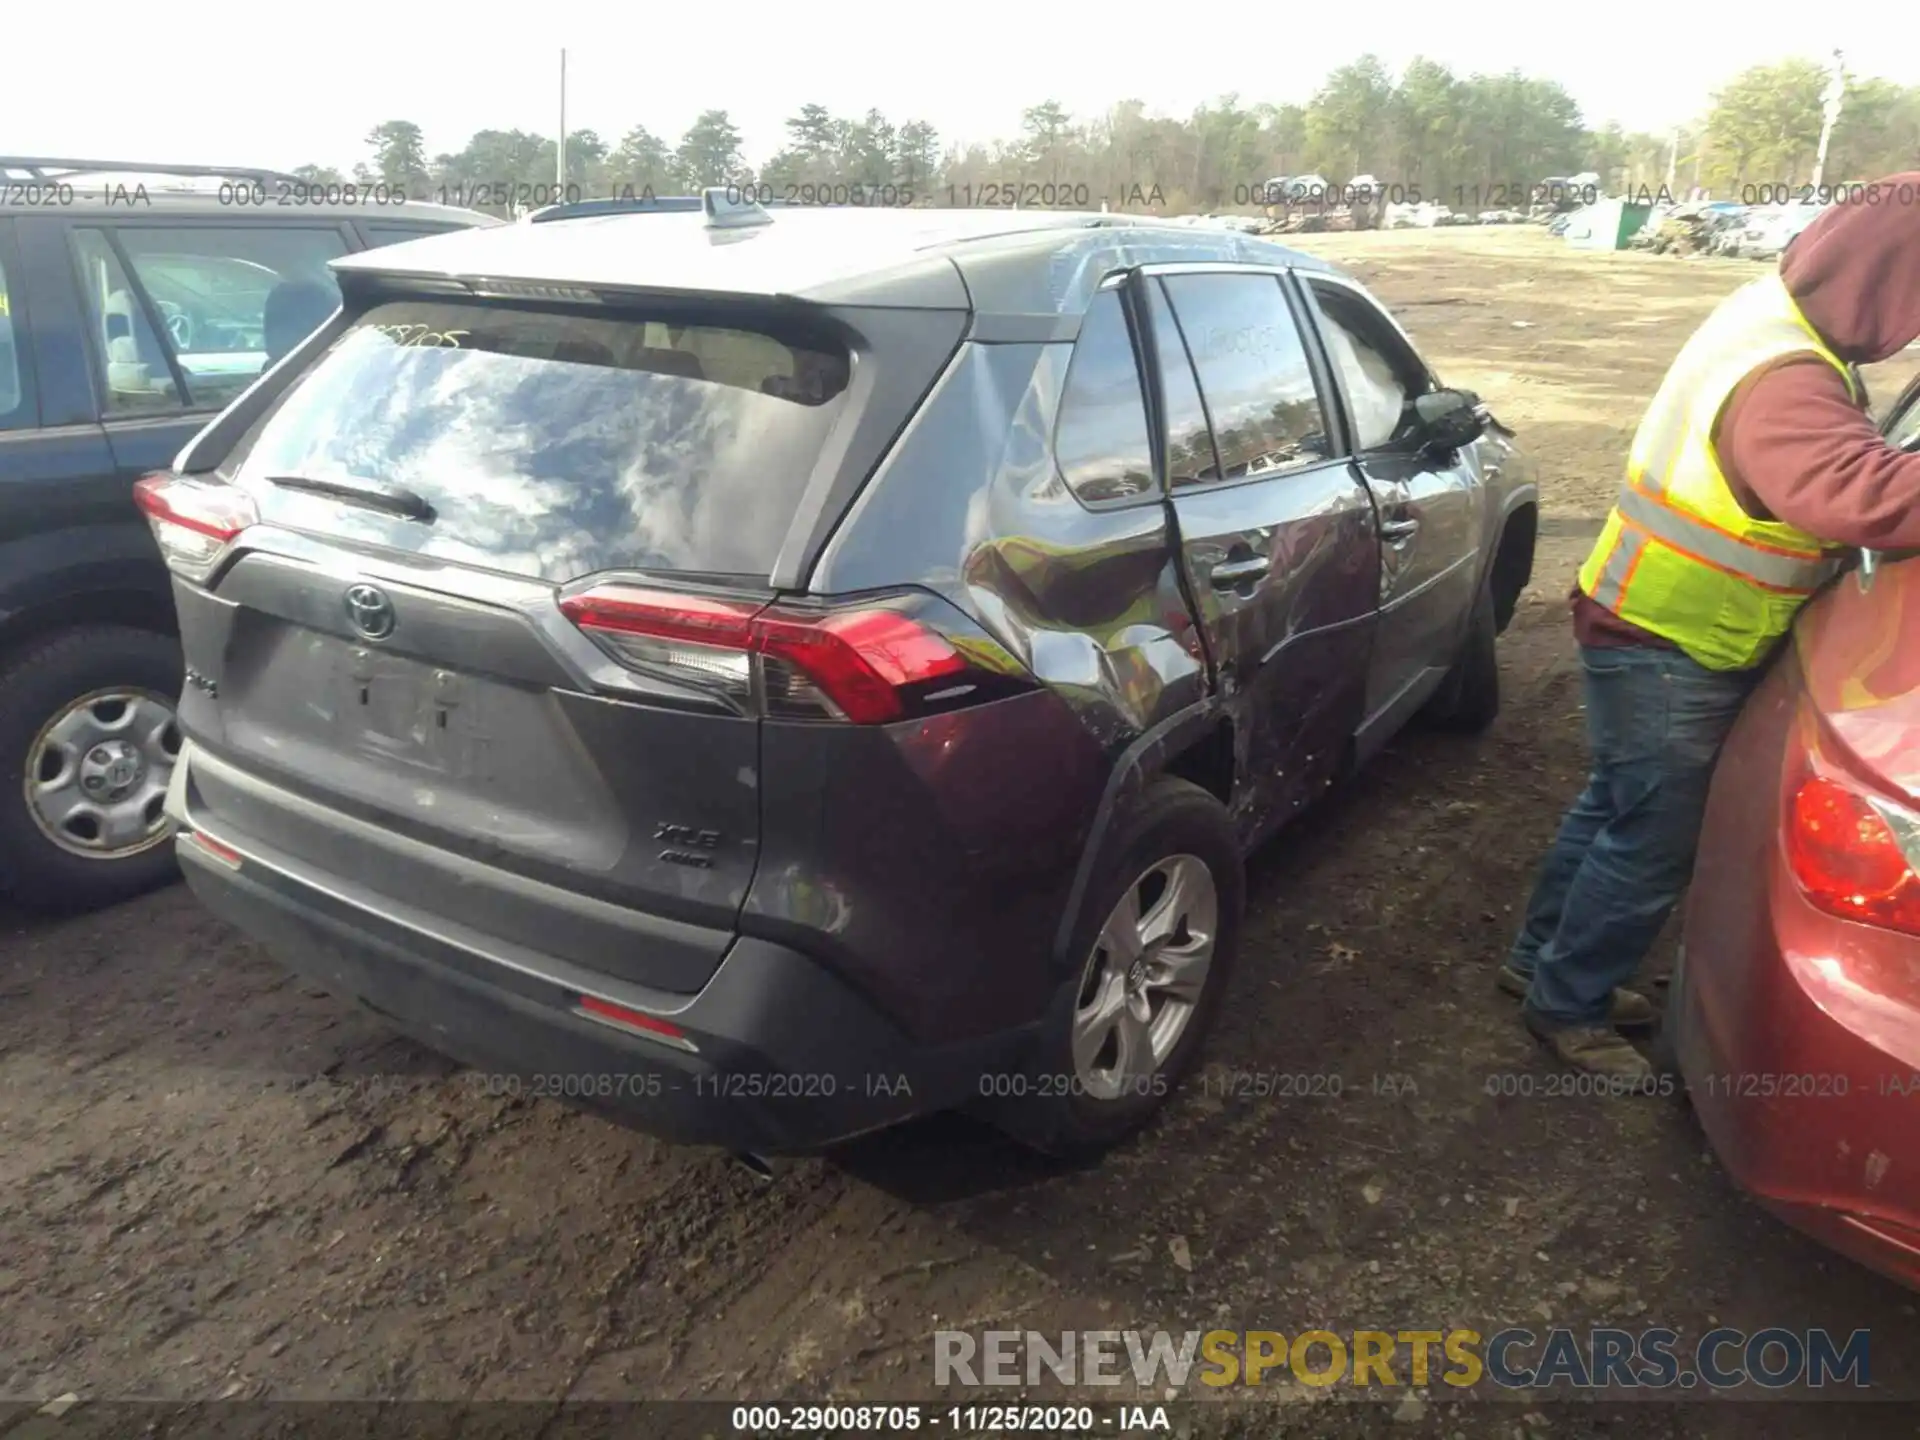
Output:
top-left (1070, 853), bottom-right (1219, 1101)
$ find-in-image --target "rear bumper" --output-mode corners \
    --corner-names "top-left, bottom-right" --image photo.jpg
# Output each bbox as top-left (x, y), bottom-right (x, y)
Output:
top-left (1681, 850), bottom-right (1920, 1292)
top-left (177, 828), bottom-right (1020, 1155)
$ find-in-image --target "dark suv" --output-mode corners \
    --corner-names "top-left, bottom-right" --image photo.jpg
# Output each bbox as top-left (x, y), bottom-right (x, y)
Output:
top-left (146, 193), bottom-right (1537, 1157)
top-left (0, 158), bottom-right (494, 911)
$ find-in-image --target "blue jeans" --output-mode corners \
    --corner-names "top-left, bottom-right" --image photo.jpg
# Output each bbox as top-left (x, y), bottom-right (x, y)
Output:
top-left (1508, 644), bottom-right (1761, 1029)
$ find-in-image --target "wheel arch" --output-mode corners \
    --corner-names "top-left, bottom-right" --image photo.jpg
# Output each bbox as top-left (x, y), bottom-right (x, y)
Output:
top-left (0, 526), bottom-right (178, 670)
top-left (1050, 701), bottom-right (1240, 974)
top-left (0, 587), bottom-right (179, 670)
top-left (1490, 499), bottom-right (1538, 634)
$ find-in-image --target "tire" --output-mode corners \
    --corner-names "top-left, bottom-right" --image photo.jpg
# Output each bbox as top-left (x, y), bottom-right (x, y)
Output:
top-left (1422, 578), bottom-right (1501, 733)
top-left (0, 626), bottom-right (185, 915)
top-left (995, 776), bottom-right (1245, 1159)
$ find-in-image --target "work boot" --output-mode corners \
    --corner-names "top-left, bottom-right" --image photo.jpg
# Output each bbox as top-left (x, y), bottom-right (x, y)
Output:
top-left (1524, 1009), bottom-right (1655, 1085)
top-left (1498, 964), bottom-right (1657, 1030)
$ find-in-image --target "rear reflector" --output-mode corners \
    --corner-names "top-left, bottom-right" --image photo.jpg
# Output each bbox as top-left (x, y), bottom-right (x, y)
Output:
top-left (559, 584), bottom-right (1002, 724)
top-left (575, 994), bottom-right (698, 1052)
top-left (134, 472), bottom-right (259, 582)
top-left (182, 830), bottom-right (244, 869)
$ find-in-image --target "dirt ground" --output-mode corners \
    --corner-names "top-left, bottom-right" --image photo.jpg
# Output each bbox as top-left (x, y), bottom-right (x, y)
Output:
top-left (6, 229), bottom-right (1920, 1439)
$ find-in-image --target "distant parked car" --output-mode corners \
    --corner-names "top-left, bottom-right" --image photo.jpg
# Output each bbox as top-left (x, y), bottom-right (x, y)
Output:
top-left (145, 194), bottom-right (1538, 1159)
top-left (1728, 203), bottom-right (1827, 261)
top-left (1666, 373), bottom-right (1920, 1290)
top-left (0, 156), bottom-right (495, 912)
top-left (1386, 202), bottom-right (1457, 229)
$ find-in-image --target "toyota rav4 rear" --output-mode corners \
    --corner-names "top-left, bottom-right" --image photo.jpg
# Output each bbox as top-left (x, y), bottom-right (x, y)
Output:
top-left (149, 253), bottom-right (1109, 1155)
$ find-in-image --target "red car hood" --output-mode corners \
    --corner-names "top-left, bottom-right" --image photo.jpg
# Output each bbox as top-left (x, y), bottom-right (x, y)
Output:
top-left (1795, 556), bottom-right (1920, 801)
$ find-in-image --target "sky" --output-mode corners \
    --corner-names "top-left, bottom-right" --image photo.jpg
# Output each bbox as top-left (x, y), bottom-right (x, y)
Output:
top-left (7, 2), bottom-right (1913, 177)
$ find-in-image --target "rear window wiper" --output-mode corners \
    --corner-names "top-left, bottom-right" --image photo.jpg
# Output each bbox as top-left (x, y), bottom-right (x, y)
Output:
top-left (262, 474), bottom-right (436, 524)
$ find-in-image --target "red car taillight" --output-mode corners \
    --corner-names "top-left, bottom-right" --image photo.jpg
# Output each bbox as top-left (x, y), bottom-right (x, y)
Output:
top-left (1785, 768), bottom-right (1920, 938)
top-left (559, 583), bottom-right (1010, 725)
top-left (133, 472), bottom-right (258, 583)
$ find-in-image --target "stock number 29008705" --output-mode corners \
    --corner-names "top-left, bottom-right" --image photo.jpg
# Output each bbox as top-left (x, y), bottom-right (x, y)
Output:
top-left (731, 1404), bottom-right (924, 1431)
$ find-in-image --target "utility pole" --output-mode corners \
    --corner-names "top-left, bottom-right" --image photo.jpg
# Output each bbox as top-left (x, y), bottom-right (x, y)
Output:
top-left (1664, 130), bottom-right (1678, 194)
top-left (557, 48), bottom-right (569, 189)
top-left (1812, 50), bottom-right (1846, 190)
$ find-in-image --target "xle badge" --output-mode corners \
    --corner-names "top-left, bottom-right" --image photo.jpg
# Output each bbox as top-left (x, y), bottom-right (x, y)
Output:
top-left (656, 821), bottom-right (722, 869)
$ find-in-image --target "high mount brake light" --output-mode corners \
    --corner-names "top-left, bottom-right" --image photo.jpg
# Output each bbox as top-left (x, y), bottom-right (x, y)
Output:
top-left (1785, 765), bottom-right (1920, 939)
top-left (133, 472), bottom-right (259, 582)
top-left (559, 584), bottom-right (986, 725)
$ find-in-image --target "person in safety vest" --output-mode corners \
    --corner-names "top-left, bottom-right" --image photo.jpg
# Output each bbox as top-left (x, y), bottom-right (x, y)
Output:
top-left (1504, 173), bottom-right (1920, 1082)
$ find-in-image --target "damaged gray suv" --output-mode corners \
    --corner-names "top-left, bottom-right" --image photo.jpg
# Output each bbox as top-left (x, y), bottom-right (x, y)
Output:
top-left (145, 192), bottom-right (1536, 1158)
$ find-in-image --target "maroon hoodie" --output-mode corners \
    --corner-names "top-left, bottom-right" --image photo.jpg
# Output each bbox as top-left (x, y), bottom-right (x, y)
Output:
top-left (1575, 173), bottom-right (1920, 650)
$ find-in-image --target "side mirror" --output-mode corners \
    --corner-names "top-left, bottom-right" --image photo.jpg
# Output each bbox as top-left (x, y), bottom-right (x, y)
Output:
top-left (1413, 388), bottom-right (1487, 453)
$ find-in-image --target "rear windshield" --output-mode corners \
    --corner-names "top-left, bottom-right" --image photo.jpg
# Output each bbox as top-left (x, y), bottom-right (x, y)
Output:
top-left (232, 299), bottom-right (852, 582)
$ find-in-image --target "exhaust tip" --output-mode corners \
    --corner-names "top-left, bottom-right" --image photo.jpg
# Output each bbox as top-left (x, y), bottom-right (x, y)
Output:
top-left (730, 1151), bottom-right (777, 1183)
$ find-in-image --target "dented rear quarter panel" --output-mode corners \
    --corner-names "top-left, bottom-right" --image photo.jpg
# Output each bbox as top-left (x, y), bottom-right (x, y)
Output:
top-left (802, 341), bottom-right (1210, 1030)
top-left (812, 340), bottom-right (1207, 759)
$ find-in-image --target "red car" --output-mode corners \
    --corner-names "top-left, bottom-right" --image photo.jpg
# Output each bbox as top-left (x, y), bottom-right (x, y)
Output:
top-left (1669, 373), bottom-right (1920, 1288)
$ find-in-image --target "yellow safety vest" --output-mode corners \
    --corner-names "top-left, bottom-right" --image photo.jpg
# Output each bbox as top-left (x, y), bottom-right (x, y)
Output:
top-left (1578, 272), bottom-right (1861, 671)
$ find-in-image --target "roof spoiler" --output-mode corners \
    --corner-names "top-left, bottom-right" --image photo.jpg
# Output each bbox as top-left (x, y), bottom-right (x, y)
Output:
top-left (524, 189), bottom-right (785, 226)
top-left (527, 194), bottom-right (704, 222)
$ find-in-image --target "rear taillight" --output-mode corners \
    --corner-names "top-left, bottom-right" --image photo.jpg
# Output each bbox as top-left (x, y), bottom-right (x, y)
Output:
top-left (1785, 768), bottom-right (1920, 938)
top-left (133, 472), bottom-right (258, 583)
top-left (558, 583), bottom-right (1021, 724)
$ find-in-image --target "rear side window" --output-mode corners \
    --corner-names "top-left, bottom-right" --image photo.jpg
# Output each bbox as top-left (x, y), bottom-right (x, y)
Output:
top-left (233, 300), bottom-right (852, 582)
top-left (70, 224), bottom-right (347, 414)
top-left (1054, 289), bottom-right (1154, 504)
top-left (1143, 282), bottom-right (1221, 487)
top-left (1159, 273), bottom-right (1331, 485)
top-left (0, 254), bottom-right (28, 430)
top-left (69, 228), bottom-right (184, 415)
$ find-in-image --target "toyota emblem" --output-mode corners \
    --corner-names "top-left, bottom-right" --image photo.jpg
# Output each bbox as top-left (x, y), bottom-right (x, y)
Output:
top-left (344, 583), bottom-right (396, 641)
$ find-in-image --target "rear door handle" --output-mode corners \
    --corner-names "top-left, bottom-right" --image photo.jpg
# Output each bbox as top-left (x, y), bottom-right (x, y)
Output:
top-left (1380, 517), bottom-right (1420, 542)
top-left (1210, 556), bottom-right (1271, 588)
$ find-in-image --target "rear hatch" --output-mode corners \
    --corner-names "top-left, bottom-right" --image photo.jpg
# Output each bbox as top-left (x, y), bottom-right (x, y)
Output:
top-left (154, 289), bottom-right (971, 994)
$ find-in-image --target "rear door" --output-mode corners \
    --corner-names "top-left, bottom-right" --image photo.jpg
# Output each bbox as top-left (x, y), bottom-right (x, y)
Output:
top-left (1299, 274), bottom-right (1485, 738)
top-left (1141, 267), bottom-right (1378, 838)
top-left (176, 294), bottom-right (870, 992)
top-left (2, 217), bottom-right (146, 597)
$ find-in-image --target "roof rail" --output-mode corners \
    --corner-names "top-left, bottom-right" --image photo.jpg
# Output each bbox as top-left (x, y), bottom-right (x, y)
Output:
top-left (0, 155), bottom-right (310, 187)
